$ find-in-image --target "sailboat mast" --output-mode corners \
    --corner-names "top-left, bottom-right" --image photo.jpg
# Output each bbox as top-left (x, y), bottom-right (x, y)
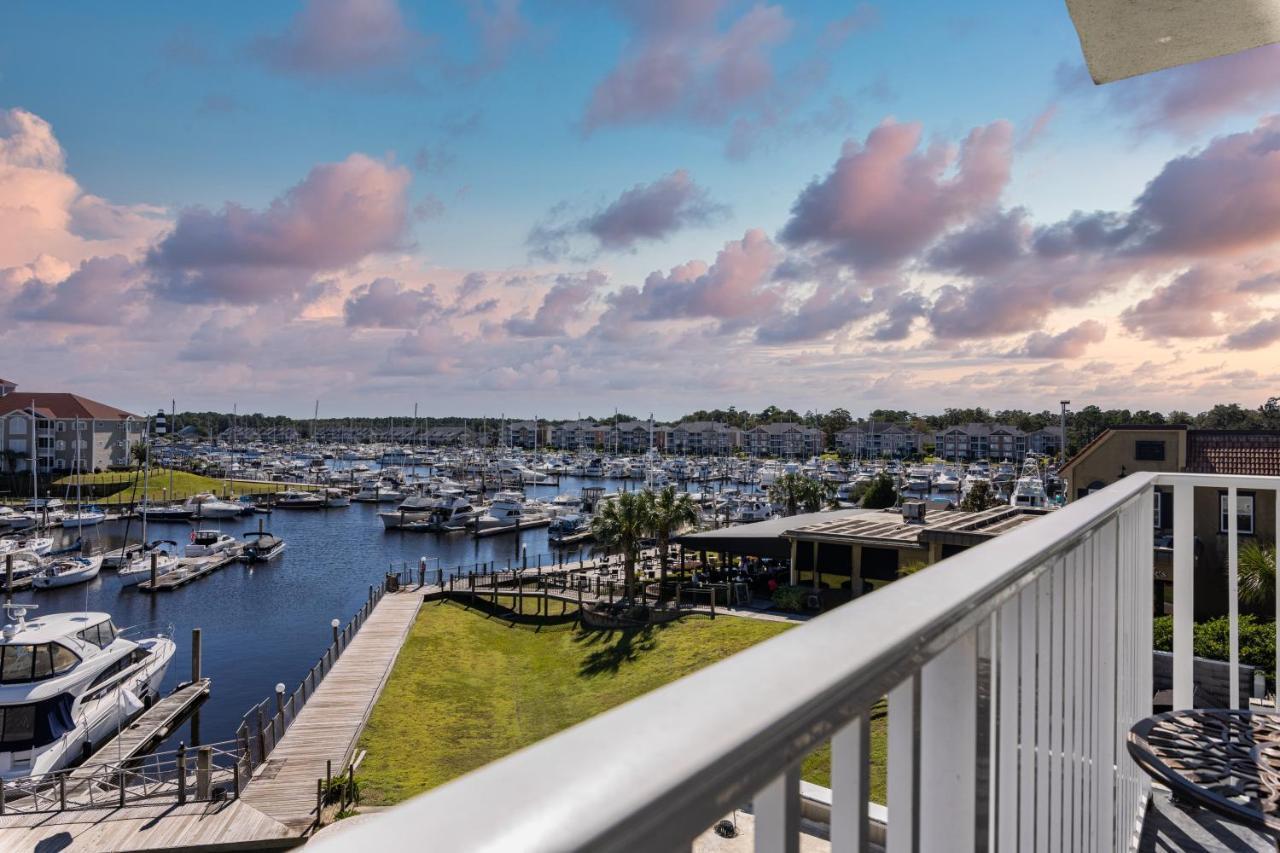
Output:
top-left (169, 399), bottom-right (176, 503)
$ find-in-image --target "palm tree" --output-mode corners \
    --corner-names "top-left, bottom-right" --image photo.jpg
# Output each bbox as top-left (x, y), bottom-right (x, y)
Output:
top-left (1239, 540), bottom-right (1277, 607)
top-left (644, 486), bottom-right (699, 593)
top-left (590, 491), bottom-right (652, 598)
top-left (769, 473), bottom-right (831, 516)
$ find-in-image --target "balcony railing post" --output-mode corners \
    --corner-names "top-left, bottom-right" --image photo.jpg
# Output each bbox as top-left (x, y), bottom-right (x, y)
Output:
top-left (830, 714), bottom-right (870, 853)
top-left (886, 675), bottom-right (917, 853)
top-left (1172, 482), bottom-right (1194, 709)
top-left (753, 765), bottom-right (800, 853)
top-left (919, 630), bottom-right (977, 851)
top-left (1228, 487), bottom-right (1240, 709)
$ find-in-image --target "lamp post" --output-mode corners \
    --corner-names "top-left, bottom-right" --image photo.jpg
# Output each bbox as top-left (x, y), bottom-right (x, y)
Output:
top-left (331, 618), bottom-right (340, 646)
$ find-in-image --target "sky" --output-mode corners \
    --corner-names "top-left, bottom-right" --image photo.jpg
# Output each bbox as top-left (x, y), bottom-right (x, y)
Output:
top-left (2, 0), bottom-right (1279, 420)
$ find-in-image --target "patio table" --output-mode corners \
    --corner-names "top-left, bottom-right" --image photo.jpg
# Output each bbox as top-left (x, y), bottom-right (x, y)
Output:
top-left (1128, 708), bottom-right (1280, 840)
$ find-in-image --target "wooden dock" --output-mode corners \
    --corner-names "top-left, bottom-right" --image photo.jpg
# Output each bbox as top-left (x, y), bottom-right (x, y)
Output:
top-left (138, 554), bottom-right (239, 593)
top-left (73, 680), bottom-right (211, 777)
top-left (240, 591), bottom-right (422, 832)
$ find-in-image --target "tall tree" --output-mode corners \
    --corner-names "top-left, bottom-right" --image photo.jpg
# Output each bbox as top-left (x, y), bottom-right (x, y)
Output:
top-left (590, 491), bottom-right (652, 598)
top-left (644, 486), bottom-right (699, 593)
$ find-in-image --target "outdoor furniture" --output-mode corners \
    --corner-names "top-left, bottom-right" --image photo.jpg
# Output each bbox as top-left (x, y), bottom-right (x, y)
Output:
top-left (1127, 708), bottom-right (1280, 838)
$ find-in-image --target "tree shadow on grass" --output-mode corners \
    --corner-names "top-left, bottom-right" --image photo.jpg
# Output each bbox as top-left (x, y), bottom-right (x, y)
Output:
top-left (574, 625), bottom-right (664, 677)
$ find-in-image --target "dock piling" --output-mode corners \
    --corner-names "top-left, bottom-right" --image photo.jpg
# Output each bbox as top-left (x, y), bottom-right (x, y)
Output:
top-left (197, 746), bottom-right (212, 800)
top-left (191, 627), bottom-right (202, 683)
top-left (150, 552), bottom-right (157, 589)
top-left (177, 742), bottom-right (187, 805)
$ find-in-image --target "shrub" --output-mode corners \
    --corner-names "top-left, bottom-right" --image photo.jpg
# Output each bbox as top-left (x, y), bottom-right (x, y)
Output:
top-left (772, 585), bottom-right (806, 612)
top-left (860, 474), bottom-right (898, 510)
top-left (1153, 614), bottom-right (1275, 679)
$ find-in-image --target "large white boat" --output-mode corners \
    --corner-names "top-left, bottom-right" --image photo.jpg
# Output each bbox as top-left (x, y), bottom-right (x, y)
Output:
top-left (474, 491), bottom-right (550, 535)
top-left (1009, 460), bottom-right (1050, 509)
top-left (322, 488), bottom-right (351, 508)
top-left (32, 556), bottom-right (103, 589)
top-left (184, 530), bottom-right (238, 558)
top-left (274, 489), bottom-right (324, 509)
top-left (0, 605), bottom-right (175, 780)
top-left (117, 552), bottom-right (180, 587)
top-left (61, 508), bottom-right (107, 528)
top-left (183, 493), bottom-right (242, 519)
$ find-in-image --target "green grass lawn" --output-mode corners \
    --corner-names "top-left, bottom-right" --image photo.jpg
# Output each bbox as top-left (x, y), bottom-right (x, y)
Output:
top-left (49, 468), bottom-right (309, 504)
top-left (356, 601), bottom-right (887, 806)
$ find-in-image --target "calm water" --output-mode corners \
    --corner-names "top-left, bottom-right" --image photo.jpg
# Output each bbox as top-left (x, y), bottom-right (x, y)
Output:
top-left (34, 474), bottom-right (720, 751)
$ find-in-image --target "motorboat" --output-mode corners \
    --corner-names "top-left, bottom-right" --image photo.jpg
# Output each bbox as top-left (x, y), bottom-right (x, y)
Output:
top-left (241, 531), bottom-right (285, 562)
top-left (731, 499), bottom-right (775, 523)
top-left (183, 493), bottom-right (243, 519)
top-left (0, 507), bottom-right (22, 529)
top-left (474, 491), bottom-right (550, 535)
top-left (905, 469), bottom-right (933, 492)
top-left (274, 489), bottom-right (324, 509)
top-left (32, 556), bottom-right (103, 589)
top-left (61, 508), bottom-right (107, 528)
top-left (1010, 460), bottom-right (1050, 509)
top-left (351, 481), bottom-right (405, 503)
top-left (322, 488), bottom-right (351, 508)
top-left (0, 604), bottom-right (175, 780)
top-left (139, 504), bottom-right (195, 522)
top-left (184, 530), bottom-right (239, 558)
top-left (428, 494), bottom-right (484, 531)
top-left (933, 469), bottom-right (960, 492)
top-left (117, 550), bottom-right (180, 587)
top-left (548, 513), bottom-right (592, 545)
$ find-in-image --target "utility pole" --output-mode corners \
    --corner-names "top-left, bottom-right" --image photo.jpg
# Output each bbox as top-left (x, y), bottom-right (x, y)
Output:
top-left (1060, 400), bottom-right (1070, 463)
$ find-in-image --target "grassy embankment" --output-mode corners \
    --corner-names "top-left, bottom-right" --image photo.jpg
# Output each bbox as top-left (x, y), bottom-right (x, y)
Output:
top-left (47, 468), bottom-right (313, 504)
top-left (357, 600), bottom-right (888, 806)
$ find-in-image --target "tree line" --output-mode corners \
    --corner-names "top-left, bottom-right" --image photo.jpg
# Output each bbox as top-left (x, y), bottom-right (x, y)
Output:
top-left (168, 397), bottom-right (1280, 455)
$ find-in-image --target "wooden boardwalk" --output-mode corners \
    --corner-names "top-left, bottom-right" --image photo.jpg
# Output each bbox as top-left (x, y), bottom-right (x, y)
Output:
top-left (240, 591), bottom-right (422, 832)
top-left (0, 799), bottom-right (298, 851)
top-left (68, 679), bottom-right (211, 789)
top-left (139, 554), bottom-right (239, 593)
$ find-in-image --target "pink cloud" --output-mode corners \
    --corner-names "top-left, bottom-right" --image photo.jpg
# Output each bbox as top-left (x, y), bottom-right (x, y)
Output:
top-left (251, 0), bottom-right (427, 79)
top-left (1225, 316), bottom-right (1280, 350)
top-left (1013, 320), bottom-right (1107, 358)
top-left (600, 228), bottom-right (781, 332)
top-left (1109, 44), bottom-right (1280, 134)
top-left (14, 255), bottom-right (140, 326)
top-left (505, 272), bottom-right (605, 337)
top-left (779, 119), bottom-right (1014, 271)
top-left (583, 1), bottom-right (793, 131)
top-left (344, 278), bottom-right (443, 328)
top-left (529, 169), bottom-right (727, 259)
top-left (146, 153), bottom-right (411, 305)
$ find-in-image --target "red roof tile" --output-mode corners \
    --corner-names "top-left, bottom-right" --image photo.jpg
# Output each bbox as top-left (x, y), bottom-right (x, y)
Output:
top-left (0, 393), bottom-right (137, 421)
top-left (1187, 431), bottom-right (1280, 477)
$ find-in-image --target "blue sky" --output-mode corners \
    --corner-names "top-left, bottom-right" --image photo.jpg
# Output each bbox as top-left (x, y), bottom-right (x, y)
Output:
top-left (1, 1), bottom-right (1277, 418)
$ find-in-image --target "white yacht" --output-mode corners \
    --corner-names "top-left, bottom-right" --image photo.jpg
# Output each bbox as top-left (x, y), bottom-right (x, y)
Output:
top-left (274, 489), bottom-right (324, 509)
top-left (1009, 460), bottom-right (1050, 509)
top-left (0, 507), bottom-right (23, 529)
top-left (118, 552), bottom-right (180, 587)
top-left (322, 488), bottom-right (351, 508)
top-left (905, 468), bottom-right (933, 492)
top-left (183, 493), bottom-right (242, 519)
top-left (32, 556), bottom-right (103, 589)
top-left (184, 530), bottom-right (238, 558)
top-left (731, 499), bottom-right (775, 523)
top-left (474, 491), bottom-right (550, 535)
top-left (933, 469), bottom-right (960, 492)
top-left (61, 508), bottom-right (107, 528)
top-left (0, 605), bottom-right (175, 780)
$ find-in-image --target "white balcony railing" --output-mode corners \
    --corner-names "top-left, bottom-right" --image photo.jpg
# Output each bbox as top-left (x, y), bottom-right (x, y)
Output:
top-left (314, 472), bottom-right (1279, 852)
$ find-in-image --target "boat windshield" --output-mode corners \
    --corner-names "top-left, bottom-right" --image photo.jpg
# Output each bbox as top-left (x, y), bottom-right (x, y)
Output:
top-left (0, 642), bottom-right (79, 683)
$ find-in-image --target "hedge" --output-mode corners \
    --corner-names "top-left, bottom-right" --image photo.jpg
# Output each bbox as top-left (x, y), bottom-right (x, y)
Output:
top-left (1153, 614), bottom-right (1275, 679)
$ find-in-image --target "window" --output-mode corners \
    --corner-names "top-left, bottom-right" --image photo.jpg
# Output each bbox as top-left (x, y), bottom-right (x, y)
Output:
top-left (1220, 493), bottom-right (1255, 535)
top-left (55, 422), bottom-right (65, 432)
top-left (76, 620), bottom-right (115, 649)
top-left (0, 705), bottom-right (35, 744)
top-left (1135, 440), bottom-right (1166, 461)
top-left (0, 643), bottom-right (79, 683)
top-left (50, 644), bottom-right (78, 674)
top-left (1, 645), bottom-right (34, 682)
top-left (1153, 491), bottom-right (1162, 528)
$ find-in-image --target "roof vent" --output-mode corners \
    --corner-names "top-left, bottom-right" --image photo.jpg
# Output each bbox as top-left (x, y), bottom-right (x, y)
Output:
top-left (902, 501), bottom-right (927, 524)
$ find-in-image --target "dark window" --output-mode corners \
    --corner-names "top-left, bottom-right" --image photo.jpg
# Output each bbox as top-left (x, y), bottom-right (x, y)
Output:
top-left (1, 645), bottom-right (33, 682)
top-left (0, 705), bottom-right (35, 744)
top-left (1219, 492), bottom-right (1255, 535)
top-left (77, 620), bottom-right (114, 649)
top-left (1135, 440), bottom-right (1166, 461)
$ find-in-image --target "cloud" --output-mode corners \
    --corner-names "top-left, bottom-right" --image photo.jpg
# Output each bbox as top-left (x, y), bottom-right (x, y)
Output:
top-left (1224, 316), bottom-right (1280, 350)
top-left (505, 272), bottom-right (605, 337)
top-left (146, 153), bottom-right (411, 305)
top-left (1119, 263), bottom-right (1270, 339)
top-left (463, 0), bottom-right (532, 76)
top-left (14, 255), bottom-right (140, 325)
top-left (1107, 44), bottom-right (1280, 134)
top-left (251, 0), bottom-right (426, 79)
top-left (599, 228), bottom-right (780, 333)
top-left (344, 277), bottom-right (443, 328)
top-left (529, 169), bottom-right (727, 260)
top-left (0, 108), bottom-right (168, 269)
top-left (583, 1), bottom-right (793, 131)
top-left (779, 120), bottom-right (1014, 271)
top-left (1013, 320), bottom-right (1107, 358)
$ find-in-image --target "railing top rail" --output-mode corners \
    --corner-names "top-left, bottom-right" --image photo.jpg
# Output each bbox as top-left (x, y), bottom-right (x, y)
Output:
top-left (309, 471), bottom-right (1169, 853)
top-left (1155, 472), bottom-right (1280, 490)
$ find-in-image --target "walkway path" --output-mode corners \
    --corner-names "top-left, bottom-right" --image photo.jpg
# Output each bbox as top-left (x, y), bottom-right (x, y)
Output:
top-left (240, 591), bottom-right (422, 832)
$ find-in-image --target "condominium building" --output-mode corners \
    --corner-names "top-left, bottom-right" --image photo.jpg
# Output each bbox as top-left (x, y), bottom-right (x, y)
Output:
top-left (742, 423), bottom-right (825, 457)
top-left (0, 381), bottom-right (140, 474)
